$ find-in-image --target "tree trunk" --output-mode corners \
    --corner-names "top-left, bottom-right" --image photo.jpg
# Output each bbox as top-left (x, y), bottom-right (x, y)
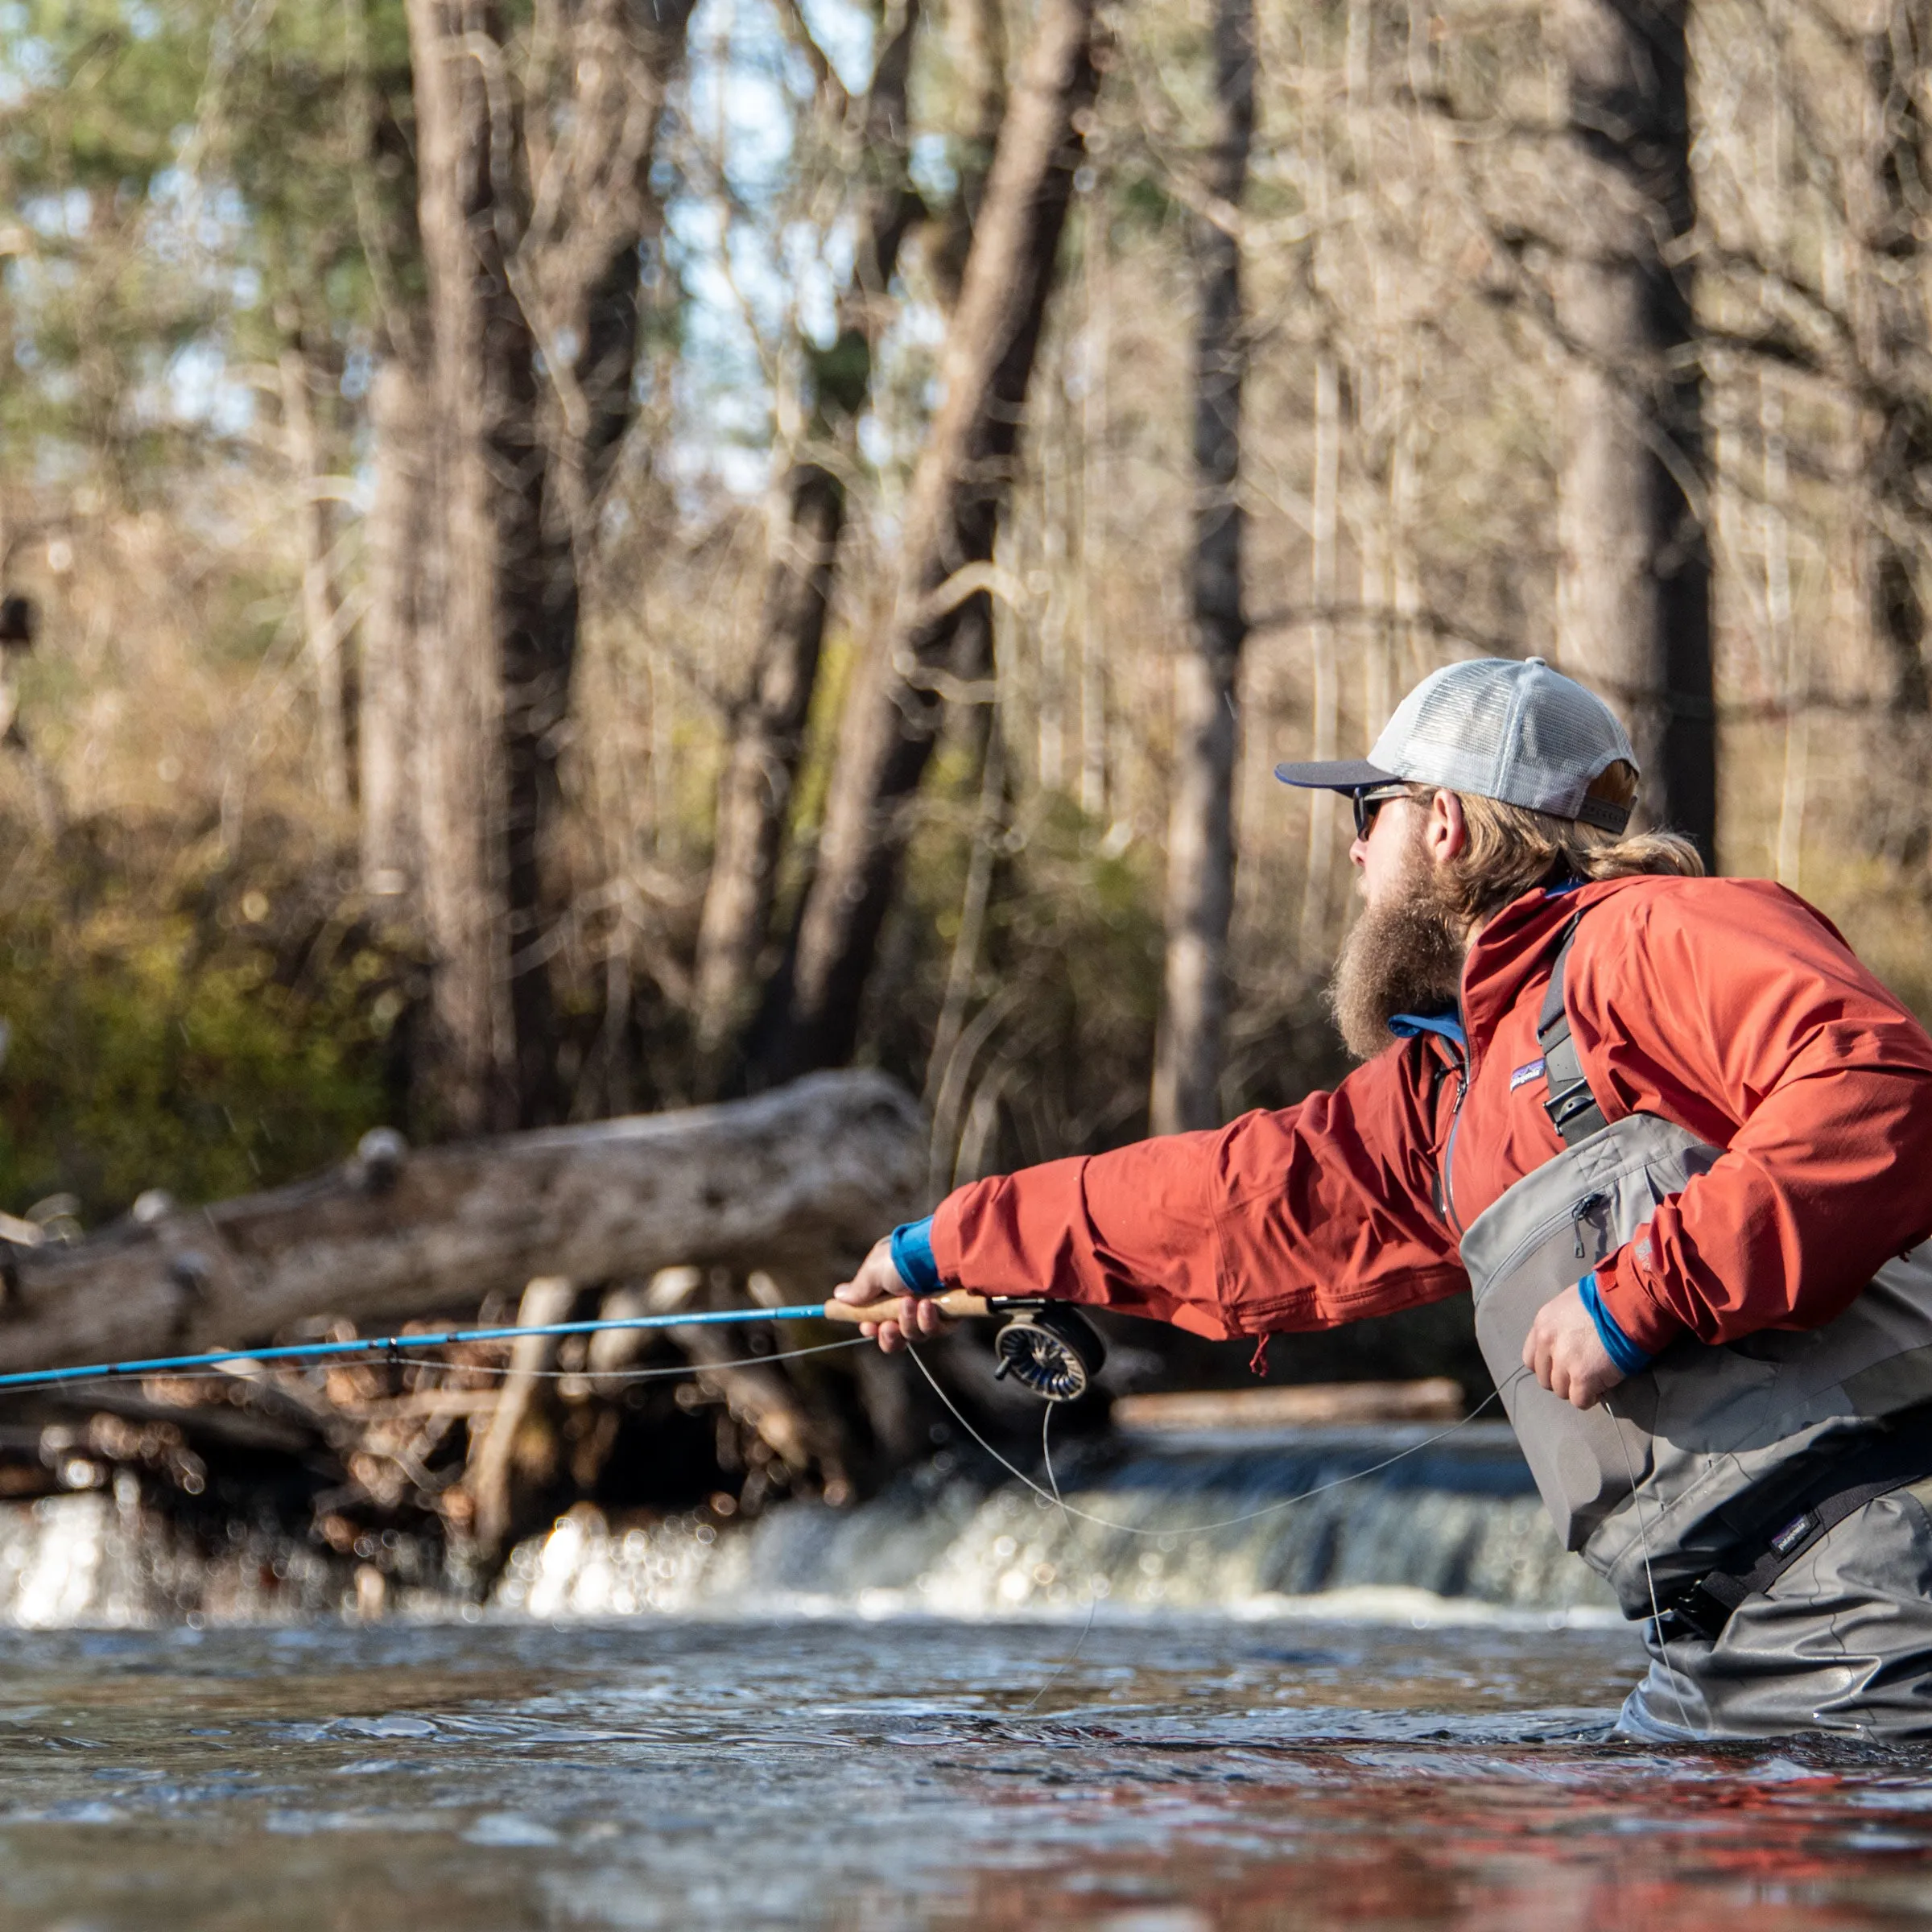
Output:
top-left (1151, 0), bottom-right (1253, 1137)
top-left (405, 0), bottom-right (692, 1133)
top-left (1860, 0), bottom-right (1932, 716)
top-left (407, 0), bottom-right (530, 1133)
top-left (524, 0), bottom-right (696, 540)
top-left (1550, 0), bottom-right (1715, 863)
top-left (691, 1), bottom-right (924, 1074)
top-left (763, 0), bottom-right (1100, 1079)
top-left (1761, 377), bottom-right (1807, 886)
top-left (279, 338), bottom-right (351, 815)
top-left (928, 0), bottom-right (1009, 307)
top-left (0, 1071), bottom-right (925, 1377)
top-left (361, 357), bottom-right (436, 897)
top-left (692, 464), bottom-right (844, 1063)
top-left (1080, 228), bottom-right (1110, 821)
top-left (516, 0), bottom-right (699, 977)
top-left (1298, 352), bottom-right (1340, 950)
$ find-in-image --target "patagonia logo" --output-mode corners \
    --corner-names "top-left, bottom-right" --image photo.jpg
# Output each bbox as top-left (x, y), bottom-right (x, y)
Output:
top-left (1771, 1513), bottom-right (1815, 1555)
top-left (1510, 1058), bottom-right (1546, 1091)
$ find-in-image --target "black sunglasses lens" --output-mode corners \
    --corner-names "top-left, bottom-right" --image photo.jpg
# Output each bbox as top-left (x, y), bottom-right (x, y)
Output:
top-left (1353, 789), bottom-right (1401, 839)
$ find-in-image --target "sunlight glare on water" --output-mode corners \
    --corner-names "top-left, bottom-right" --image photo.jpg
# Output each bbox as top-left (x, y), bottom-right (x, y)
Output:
top-left (0, 1619), bottom-right (1929, 1928)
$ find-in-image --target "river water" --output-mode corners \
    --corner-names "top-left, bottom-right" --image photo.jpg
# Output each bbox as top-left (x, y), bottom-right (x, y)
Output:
top-left (5, 1618), bottom-right (1932, 1928)
top-left (0, 1425), bottom-right (1930, 1926)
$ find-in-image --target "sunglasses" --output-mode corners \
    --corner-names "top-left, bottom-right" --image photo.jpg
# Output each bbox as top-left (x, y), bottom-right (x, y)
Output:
top-left (1351, 784), bottom-right (1412, 841)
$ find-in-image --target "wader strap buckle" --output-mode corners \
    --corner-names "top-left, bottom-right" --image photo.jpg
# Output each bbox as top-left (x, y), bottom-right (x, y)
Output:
top-left (1655, 1575), bottom-right (1751, 1645)
top-left (1654, 1438), bottom-right (1932, 1644)
top-left (1537, 919), bottom-right (1609, 1148)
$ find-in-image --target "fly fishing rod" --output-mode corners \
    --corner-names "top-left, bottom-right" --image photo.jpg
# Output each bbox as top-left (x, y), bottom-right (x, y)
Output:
top-left (0, 1289), bottom-right (1107, 1404)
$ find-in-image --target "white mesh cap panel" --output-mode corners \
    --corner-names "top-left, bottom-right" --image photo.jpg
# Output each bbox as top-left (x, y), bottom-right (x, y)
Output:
top-left (1366, 658), bottom-right (1637, 818)
top-left (1501, 663), bottom-right (1634, 813)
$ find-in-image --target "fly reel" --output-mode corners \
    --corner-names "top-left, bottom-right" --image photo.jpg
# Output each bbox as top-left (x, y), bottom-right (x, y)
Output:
top-left (990, 1302), bottom-right (1107, 1403)
top-left (821, 1286), bottom-right (1108, 1404)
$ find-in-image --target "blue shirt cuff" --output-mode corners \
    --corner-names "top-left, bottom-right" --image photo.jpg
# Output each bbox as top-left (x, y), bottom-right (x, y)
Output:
top-left (888, 1217), bottom-right (941, 1294)
top-left (1579, 1273), bottom-right (1652, 1377)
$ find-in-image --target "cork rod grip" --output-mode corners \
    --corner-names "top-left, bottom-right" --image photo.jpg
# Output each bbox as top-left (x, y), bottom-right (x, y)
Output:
top-left (819, 1289), bottom-right (993, 1324)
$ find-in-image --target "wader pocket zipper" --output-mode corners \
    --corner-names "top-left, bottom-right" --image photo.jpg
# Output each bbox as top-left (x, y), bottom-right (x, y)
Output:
top-left (1571, 1191), bottom-right (1609, 1260)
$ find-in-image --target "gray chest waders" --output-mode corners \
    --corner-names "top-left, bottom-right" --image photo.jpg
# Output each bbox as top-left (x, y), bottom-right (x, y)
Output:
top-left (1459, 918), bottom-right (1932, 1634)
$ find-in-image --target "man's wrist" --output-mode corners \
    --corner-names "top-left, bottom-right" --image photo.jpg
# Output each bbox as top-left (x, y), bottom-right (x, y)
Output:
top-left (888, 1217), bottom-right (941, 1294)
top-left (1579, 1272), bottom-right (1651, 1377)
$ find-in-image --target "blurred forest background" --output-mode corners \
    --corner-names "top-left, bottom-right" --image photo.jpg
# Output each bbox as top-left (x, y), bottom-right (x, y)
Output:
top-left (0, 0), bottom-right (1922, 1227)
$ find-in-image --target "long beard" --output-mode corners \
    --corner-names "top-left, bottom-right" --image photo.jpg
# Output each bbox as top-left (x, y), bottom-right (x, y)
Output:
top-left (1327, 857), bottom-right (1467, 1062)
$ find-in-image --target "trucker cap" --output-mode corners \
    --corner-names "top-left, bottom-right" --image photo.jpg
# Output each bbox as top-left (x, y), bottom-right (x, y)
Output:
top-left (1273, 656), bottom-right (1638, 834)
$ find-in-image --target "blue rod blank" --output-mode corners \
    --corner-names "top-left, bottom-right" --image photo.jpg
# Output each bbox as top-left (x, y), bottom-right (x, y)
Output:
top-left (0, 1303), bottom-right (834, 1394)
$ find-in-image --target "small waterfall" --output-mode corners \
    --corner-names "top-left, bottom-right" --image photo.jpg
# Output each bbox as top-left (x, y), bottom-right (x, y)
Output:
top-left (0, 1493), bottom-right (134, 1626)
top-left (0, 1422), bottom-right (1622, 1627)
top-left (497, 1422), bottom-right (1620, 1625)
top-left (0, 1480), bottom-right (374, 1625)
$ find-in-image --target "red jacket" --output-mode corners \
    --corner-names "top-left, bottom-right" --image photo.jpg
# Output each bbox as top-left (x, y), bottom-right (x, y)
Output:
top-left (928, 876), bottom-right (1932, 1355)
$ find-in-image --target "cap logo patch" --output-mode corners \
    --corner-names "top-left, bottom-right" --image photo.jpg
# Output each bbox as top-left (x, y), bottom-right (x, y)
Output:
top-left (1510, 1057), bottom-right (1546, 1091)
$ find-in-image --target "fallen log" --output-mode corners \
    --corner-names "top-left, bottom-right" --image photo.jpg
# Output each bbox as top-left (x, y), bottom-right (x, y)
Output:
top-left (0, 1071), bottom-right (926, 1377)
top-left (1111, 1380), bottom-right (1465, 1433)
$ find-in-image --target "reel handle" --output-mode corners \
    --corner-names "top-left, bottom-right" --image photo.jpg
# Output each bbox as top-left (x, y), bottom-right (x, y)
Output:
top-left (819, 1289), bottom-right (992, 1325)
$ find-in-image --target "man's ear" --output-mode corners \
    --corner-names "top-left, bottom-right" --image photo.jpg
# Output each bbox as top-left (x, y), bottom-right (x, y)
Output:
top-left (1422, 788), bottom-right (1467, 868)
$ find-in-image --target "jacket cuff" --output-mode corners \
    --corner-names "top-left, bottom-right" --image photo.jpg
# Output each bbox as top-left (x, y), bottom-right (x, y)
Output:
top-left (1579, 1273), bottom-right (1652, 1376)
top-left (887, 1217), bottom-right (941, 1294)
top-left (1592, 1249), bottom-right (1686, 1359)
top-left (928, 1189), bottom-right (971, 1287)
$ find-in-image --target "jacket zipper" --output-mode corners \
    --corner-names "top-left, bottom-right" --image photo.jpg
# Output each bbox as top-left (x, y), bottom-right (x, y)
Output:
top-left (1442, 1042), bottom-right (1470, 1236)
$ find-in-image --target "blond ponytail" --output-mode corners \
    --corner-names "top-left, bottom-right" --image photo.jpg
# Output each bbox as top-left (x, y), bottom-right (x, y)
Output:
top-left (1427, 762), bottom-right (1704, 927)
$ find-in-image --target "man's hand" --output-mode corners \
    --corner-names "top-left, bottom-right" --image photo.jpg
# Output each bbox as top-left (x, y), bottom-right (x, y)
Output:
top-left (1523, 1285), bottom-right (1626, 1410)
top-left (832, 1237), bottom-right (958, 1354)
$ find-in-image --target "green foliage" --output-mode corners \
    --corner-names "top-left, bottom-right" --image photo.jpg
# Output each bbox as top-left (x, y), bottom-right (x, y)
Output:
top-left (806, 325), bottom-right (874, 424)
top-left (0, 0), bottom-right (219, 477)
top-left (871, 753), bottom-right (1169, 1168)
top-left (0, 0), bottom-right (418, 497)
top-left (2, 0), bottom-right (203, 195)
top-left (1114, 169), bottom-right (1176, 233)
top-left (211, 0), bottom-right (421, 363)
top-left (0, 826), bottom-right (404, 1224)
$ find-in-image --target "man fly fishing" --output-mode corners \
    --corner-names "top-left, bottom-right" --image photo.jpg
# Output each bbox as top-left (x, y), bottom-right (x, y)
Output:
top-left (834, 655), bottom-right (1932, 1742)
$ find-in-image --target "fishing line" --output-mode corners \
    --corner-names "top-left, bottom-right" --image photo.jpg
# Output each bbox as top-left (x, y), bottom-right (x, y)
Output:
top-left (1607, 1393), bottom-right (1701, 1741)
top-left (906, 1344), bottom-right (1520, 1538)
top-left (488, 1338), bottom-right (874, 1384)
top-left (1019, 1402), bottom-right (1100, 1716)
top-left (104, 1335), bottom-right (873, 1394)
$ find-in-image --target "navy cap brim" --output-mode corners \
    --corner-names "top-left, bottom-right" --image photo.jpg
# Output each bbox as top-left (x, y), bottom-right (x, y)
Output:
top-left (1272, 758), bottom-right (1400, 792)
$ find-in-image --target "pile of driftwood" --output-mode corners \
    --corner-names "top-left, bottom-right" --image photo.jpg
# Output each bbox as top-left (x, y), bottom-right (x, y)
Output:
top-left (0, 1072), bottom-right (952, 1583)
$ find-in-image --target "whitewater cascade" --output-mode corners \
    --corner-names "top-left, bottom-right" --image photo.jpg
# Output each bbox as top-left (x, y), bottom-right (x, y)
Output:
top-left (0, 1422), bottom-right (1621, 1627)
top-left (0, 1476), bottom-right (350, 1625)
top-left (497, 1423), bottom-right (1618, 1626)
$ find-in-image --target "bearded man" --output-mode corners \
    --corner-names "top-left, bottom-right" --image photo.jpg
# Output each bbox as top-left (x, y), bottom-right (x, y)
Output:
top-left (835, 655), bottom-right (1932, 1741)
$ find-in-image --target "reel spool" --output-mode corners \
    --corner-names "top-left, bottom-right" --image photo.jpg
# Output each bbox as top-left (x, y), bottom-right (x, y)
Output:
top-left (991, 1303), bottom-right (1107, 1403)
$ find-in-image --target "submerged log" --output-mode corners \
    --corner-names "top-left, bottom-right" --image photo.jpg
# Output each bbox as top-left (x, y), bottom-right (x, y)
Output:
top-left (0, 1071), bottom-right (925, 1377)
top-left (464, 1275), bottom-right (576, 1554)
top-left (1111, 1381), bottom-right (1465, 1432)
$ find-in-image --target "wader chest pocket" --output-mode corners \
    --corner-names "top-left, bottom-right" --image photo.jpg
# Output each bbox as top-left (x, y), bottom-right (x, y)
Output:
top-left (1463, 1116), bottom-right (1724, 1551)
top-left (1465, 1111), bottom-right (1932, 1612)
